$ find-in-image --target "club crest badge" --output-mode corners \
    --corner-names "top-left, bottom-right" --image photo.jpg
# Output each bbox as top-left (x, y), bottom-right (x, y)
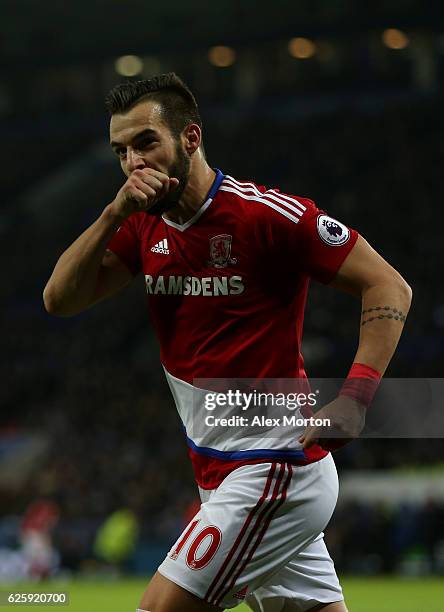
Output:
top-left (208, 234), bottom-right (237, 268)
top-left (317, 214), bottom-right (350, 246)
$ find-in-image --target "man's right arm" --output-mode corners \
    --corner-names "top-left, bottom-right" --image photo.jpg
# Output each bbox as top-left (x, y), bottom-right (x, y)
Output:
top-left (43, 204), bottom-right (133, 317)
top-left (43, 168), bottom-right (178, 317)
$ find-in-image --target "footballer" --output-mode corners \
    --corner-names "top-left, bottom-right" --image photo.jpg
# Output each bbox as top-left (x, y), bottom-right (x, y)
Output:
top-left (44, 73), bottom-right (412, 612)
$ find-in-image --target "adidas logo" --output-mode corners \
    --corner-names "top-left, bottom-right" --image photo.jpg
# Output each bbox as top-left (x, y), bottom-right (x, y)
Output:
top-left (150, 238), bottom-right (169, 255)
top-left (233, 585), bottom-right (248, 600)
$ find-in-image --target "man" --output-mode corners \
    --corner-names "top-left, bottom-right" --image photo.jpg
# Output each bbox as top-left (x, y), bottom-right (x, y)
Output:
top-left (43, 73), bottom-right (412, 612)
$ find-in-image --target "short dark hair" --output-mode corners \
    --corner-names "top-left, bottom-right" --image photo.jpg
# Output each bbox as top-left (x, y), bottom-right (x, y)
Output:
top-left (105, 72), bottom-right (202, 140)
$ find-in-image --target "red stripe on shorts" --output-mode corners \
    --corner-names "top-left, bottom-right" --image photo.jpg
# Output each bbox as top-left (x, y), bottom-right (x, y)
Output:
top-left (207, 463), bottom-right (288, 605)
top-left (215, 463), bottom-right (293, 606)
top-left (204, 462), bottom-right (277, 603)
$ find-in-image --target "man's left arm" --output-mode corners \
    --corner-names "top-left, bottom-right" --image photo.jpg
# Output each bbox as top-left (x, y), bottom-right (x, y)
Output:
top-left (299, 234), bottom-right (412, 450)
top-left (328, 234), bottom-right (412, 374)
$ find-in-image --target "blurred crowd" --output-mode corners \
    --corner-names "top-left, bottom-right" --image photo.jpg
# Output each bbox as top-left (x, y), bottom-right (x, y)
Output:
top-left (1, 92), bottom-right (443, 576)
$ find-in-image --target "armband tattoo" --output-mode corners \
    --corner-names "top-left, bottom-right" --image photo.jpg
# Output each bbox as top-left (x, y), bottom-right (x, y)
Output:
top-left (361, 306), bottom-right (406, 326)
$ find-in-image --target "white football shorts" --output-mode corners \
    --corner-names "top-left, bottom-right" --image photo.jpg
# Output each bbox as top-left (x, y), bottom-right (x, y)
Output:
top-left (158, 454), bottom-right (343, 610)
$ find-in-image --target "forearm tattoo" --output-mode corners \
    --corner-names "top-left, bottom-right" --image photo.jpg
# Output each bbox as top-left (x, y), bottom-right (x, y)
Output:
top-left (361, 306), bottom-right (406, 326)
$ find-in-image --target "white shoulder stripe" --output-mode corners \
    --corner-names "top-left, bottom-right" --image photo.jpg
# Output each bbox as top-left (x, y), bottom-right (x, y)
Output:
top-left (219, 185), bottom-right (300, 224)
top-left (224, 177), bottom-right (263, 194)
top-left (257, 190), bottom-right (304, 216)
top-left (269, 189), bottom-right (307, 211)
top-left (225, 175), bottom-right (259, 190)
top-left (224, 176), bottom-right (306, 214)
top-left (223, 176), bottom-right (305, 217)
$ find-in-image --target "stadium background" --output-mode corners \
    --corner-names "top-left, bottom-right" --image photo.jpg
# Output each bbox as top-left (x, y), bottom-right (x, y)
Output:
top-left (1, 0), bottom-right (443, 609)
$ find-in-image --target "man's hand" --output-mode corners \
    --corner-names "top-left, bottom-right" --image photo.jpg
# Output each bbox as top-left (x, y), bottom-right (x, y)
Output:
top-left (109, 168), bottom-right (179, 219)
top-left (298, 396), bottom-right (366, 451)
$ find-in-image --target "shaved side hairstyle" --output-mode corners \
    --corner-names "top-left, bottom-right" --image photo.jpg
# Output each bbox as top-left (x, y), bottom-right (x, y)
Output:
top-left (105, 73), bottom-right (203, 142)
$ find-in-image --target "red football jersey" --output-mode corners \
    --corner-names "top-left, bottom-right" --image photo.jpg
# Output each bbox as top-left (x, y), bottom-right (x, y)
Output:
top-left (107, 170), bottom-right (359, 488)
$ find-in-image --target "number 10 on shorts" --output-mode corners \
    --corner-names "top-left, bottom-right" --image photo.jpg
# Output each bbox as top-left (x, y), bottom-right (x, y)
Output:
top-left (169, 519), bottom-right (222, 569)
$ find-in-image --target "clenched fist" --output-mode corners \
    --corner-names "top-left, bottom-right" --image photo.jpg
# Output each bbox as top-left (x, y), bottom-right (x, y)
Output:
top-left (109, 168), bottom-right (179, 219)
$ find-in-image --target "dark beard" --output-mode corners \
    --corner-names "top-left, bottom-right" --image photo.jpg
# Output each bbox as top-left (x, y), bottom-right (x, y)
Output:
top-left (146, 142), bottom-right (190, 216)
